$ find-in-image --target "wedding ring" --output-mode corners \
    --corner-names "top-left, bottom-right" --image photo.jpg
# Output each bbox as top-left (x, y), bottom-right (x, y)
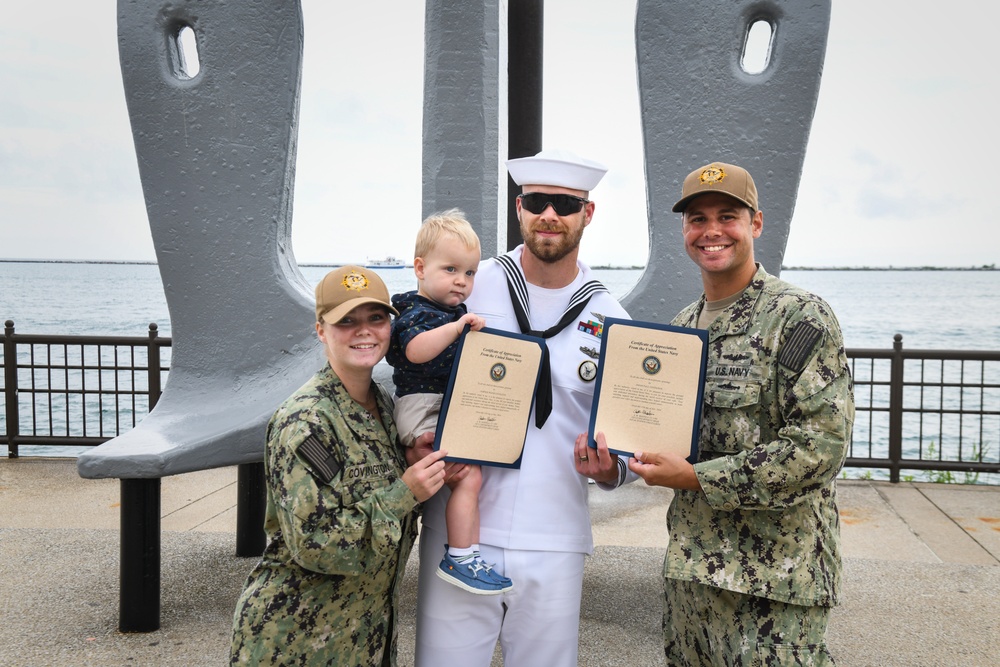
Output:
top-left (579, 456), bottom-right (589, 462)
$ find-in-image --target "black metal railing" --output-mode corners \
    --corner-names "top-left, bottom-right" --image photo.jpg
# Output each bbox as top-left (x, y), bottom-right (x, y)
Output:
top-left (2, 323), bottom-right (999, 483)
top-left (846, 334), bottom-right (999, 482)
top-left (1, 320), bottom-right (171, 457)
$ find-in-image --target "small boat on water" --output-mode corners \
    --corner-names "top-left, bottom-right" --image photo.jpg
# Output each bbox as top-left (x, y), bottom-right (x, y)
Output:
top-left (364, 256), bottom-right (407, 269)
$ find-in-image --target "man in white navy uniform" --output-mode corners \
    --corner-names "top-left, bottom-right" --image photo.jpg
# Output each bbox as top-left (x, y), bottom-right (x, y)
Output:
top-left (413, 149), bottom-right (634, 666)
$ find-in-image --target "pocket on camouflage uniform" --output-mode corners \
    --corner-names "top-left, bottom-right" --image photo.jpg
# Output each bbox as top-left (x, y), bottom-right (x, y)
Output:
top-left (752, 641), bottom-right (835, 666)
top-left (703, 381), bottom-right (762, 453)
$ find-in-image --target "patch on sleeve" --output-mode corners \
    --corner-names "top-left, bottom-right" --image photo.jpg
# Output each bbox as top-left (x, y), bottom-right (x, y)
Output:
top-left (779, 321), bottom-right (823, 372)
top-left (297, 434), bottom-right (341, 484)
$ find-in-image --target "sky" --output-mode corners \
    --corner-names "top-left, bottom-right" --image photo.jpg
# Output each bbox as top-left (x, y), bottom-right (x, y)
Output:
top-left (1, 1), bottom-right (997, 268)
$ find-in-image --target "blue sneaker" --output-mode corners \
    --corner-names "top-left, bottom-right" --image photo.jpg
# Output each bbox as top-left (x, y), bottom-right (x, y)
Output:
top-left (478, 558), bottom-right (513, 588)
top-left (437, 552), bottom-right (514, 595)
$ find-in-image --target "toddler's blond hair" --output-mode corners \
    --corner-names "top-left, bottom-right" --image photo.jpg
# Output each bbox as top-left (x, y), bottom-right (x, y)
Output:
top-left (415, 208), bottom-right (481, 259)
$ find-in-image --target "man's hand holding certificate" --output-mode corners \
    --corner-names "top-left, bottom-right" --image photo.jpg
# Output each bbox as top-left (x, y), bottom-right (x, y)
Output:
top-left (587, 318), bottom-right (708, 463)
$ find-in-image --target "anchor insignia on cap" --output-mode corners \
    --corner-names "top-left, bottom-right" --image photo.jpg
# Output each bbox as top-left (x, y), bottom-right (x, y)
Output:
top-left (700, 165), bottom-right (726, 184)
top-left (342, 271), bottom-right (369, 291)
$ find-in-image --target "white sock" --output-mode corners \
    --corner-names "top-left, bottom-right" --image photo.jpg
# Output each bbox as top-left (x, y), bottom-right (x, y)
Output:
top-left (449, 545), bottom-right (476, 561)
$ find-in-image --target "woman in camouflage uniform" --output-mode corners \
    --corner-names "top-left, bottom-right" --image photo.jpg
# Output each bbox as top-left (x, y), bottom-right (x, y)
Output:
top-left (231, 266), bottom-right (450, 666)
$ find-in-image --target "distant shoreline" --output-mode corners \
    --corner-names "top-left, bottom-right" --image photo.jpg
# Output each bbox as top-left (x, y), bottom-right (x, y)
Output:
top-left (0, 258), bottom-right (996, 272)
top-left (781, 265), bottom-right (998, 272)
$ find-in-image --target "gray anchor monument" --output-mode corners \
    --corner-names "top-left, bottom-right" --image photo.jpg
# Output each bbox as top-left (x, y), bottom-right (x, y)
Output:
top-left (77, 0), bottom-right (830, 631)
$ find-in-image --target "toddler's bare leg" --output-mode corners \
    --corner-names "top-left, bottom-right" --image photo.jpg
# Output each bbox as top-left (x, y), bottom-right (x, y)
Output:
top-left (445, 464), bottom-right (482, 549)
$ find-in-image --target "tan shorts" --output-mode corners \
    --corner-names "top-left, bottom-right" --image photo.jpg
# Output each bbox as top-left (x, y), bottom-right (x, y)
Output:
top-left (393, 393), bottom-right (443, 447)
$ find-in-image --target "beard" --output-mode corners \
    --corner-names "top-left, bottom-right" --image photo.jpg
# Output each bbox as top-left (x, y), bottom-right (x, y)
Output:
top-left (519, 217), bottom-right (586, 263)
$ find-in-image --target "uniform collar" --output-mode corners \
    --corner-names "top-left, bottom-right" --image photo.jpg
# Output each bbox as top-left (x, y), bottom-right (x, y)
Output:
top-left (319, 365), bottom-right (397, 444)
top-left (495, 245), bottom-right (608, 429)
top-left (505, 244), bottom-right (598, 283)
top-left (700, 263), bottom-right (769, 338)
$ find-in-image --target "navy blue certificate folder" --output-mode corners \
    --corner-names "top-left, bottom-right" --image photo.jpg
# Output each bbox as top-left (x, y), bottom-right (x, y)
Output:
top-left (434, 327), bottom-right (545, 468)
top-left (587, 318), bottom-right (707, 464)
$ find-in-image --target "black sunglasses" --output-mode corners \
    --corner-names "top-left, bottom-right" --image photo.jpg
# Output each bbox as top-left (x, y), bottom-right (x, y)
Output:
top-left (518, 192), bottom-right (589, 216)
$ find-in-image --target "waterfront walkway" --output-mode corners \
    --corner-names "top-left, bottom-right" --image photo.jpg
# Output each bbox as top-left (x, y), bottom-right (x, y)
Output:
top-left (1, 459), bottom-right (997, 666)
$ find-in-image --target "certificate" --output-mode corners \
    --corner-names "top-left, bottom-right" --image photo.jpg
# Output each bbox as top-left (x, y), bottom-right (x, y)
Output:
top-left (587, 318), bottom-right (707, 463)
top-left (434, 327), bottom-right (545, 468)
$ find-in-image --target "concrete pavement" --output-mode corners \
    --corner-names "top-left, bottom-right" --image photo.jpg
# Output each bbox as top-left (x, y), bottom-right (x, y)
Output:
top-left (1, 458), bottom-right (997, 666)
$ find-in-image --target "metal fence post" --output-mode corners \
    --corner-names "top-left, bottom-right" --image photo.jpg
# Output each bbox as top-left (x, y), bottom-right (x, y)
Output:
top-left (3, 320), bottom-right (19, 458)
top-left (147, 323), bottom-right (161, 409)
top-left (888, 334), bottom-right (905, 482)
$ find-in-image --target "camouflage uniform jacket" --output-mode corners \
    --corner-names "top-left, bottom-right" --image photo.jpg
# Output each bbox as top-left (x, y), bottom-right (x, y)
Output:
top-left (665, 264), bottom-right (854, 607)
top-left (231, 365), bottom-right (419, 666)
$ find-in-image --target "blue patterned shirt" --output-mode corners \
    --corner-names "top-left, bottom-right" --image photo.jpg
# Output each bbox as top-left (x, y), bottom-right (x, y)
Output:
top-left (387, 291), bottom-right (467, 396)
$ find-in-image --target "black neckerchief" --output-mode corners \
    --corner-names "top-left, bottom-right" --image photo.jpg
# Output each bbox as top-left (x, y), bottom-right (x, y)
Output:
top-left (495, 253), bottom-right (608, 427)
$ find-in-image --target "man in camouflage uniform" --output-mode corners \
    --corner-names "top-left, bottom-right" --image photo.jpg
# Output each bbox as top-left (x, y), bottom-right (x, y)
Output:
top-left (231, 266), bottom-right (449, 666)
top-left (624, 162), bottom-right (854, 665)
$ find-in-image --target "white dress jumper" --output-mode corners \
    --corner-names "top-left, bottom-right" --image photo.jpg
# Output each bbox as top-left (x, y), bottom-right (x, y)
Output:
top-left (415, 246), bottom-right (632, 667)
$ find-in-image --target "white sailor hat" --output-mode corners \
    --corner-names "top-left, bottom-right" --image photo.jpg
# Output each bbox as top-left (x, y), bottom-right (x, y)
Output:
top-left (506, 149), bottom-right (608, 192)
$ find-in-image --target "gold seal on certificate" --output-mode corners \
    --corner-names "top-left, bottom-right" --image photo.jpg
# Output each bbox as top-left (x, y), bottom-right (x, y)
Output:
top-left (587, 318), bottom-right (708, 462)
top-left (434, 327), bottom-right (545, 468)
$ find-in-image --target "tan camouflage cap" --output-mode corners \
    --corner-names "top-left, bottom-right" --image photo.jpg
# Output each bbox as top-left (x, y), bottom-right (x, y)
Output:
top-left (672, 162), bottom-right (758, 213)
top-left (315, 265), bottom-right (398, 324)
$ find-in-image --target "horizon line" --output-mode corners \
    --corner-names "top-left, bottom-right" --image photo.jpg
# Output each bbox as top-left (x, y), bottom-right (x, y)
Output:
top-left (0, 258), bottom-right (997, 271)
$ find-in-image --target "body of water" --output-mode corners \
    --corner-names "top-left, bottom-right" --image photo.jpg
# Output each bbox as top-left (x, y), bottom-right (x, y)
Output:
top-left (2, 262), bottom-right (998, 481)
top-left (3, 262), bottom-right (998, 349)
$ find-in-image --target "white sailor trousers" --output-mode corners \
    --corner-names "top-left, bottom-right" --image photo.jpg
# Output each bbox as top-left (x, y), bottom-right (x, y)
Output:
top-left (415, 525), bottom-right (586, 667)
